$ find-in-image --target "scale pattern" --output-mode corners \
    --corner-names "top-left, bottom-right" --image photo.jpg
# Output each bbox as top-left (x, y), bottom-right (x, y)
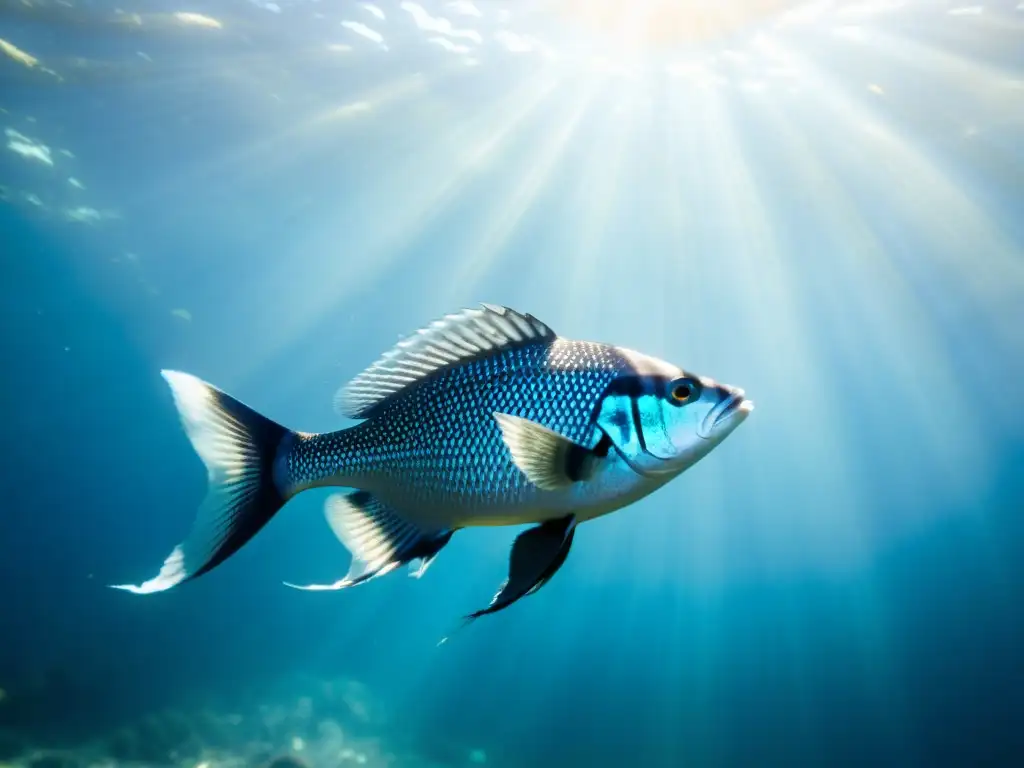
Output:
top-left (285, 338), bottom-right (631, 516)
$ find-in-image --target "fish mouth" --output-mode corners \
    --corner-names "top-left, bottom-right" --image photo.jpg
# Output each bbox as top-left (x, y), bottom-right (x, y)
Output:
top-left (700, 391), bottom-right (754, 438)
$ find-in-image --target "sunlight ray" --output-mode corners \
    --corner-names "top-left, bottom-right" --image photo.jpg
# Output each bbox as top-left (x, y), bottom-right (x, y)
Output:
top-left (133, 51), bottom-right (389, 116)
top-left (370, 71), bottom-right (566, 250)
top-left (520, 0), bottom-right (799, 50)
top-left (647, 79), bottom-right (730, 591)
top-left (737, 52), bottom-right (1022, 629)
top-left (440, 76), bottom-right (604, 308)
top-left (553, 80), bottom-right (648, 325)
top-left (736, 45), bottom-right (998, 522)
top-left (688, 592), bottom-right (727, 765)
top-left (774, 44), bottom-right (1024, 356)
top-left (939, 5), bottom-right (1024, 35)
top-left (685, 94), bottom-right (919, 747)
top-left (222, 69), bottom-right (572, 384)
top-left (819, 24), bottom-right (1024, 120)
top-left (657, 81), bottom-right (704, 332)
top-left (716, 74), bottom-right (935, 760)
top-left (535, 77), bottom-right (693, 594)
top-left (684, 82), bottom-right (871, 571)
top-left (149, 67), bottom-right (455, 201)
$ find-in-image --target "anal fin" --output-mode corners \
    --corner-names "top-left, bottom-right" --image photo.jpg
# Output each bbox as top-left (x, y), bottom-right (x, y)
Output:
top-left (467, 515), bottom-right (577, 620)
top-left (284, 491), bottom-right (452, 591)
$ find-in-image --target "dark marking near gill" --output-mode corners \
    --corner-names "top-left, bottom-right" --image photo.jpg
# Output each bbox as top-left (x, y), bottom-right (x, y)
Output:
top-left (630, 396), bottom-right (647, 453)
top-left (565, 442), bottom-right (592, 483)
top-left (605, 375), bottom-right (664, 399)
top-left (589, 376), bottom-right (675, 469)
top-left (564, 429), bottom-right (613, 482)
top-left (608, 405), bottom-right (630, 431)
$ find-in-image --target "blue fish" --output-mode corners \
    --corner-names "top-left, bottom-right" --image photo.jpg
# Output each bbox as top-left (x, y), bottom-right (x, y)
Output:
top-left (114, 305), bottom-right (753, 619)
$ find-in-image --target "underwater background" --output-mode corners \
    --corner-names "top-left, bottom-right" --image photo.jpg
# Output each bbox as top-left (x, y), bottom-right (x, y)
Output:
top-left (1, 1), bottom-right (1023, 766)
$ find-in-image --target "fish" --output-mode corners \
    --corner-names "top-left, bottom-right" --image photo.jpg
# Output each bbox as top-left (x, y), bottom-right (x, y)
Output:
top-left (112, 304), bottom-right (753, 620)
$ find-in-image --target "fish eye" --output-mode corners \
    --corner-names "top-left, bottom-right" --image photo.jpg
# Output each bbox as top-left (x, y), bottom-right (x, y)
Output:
top-left (668, 378), bottom-right (699, 405)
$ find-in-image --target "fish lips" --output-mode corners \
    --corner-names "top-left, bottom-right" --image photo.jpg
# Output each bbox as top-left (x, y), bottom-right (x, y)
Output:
top-left (699, 391), bottom-right (754, 439)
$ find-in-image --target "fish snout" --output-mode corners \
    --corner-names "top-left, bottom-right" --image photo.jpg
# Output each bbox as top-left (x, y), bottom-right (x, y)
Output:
top-left (699, 385), bottom-right (754, 438)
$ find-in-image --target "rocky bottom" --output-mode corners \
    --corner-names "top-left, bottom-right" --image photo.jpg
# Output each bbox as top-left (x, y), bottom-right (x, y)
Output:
top-left (0, 676), bottom-right (492, 768)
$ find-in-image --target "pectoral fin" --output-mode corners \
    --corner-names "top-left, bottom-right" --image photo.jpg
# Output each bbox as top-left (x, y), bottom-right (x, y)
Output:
top-left (467, 515), bottom-right (577, 620)
top-left (494, 413), bottom-right (602, 491)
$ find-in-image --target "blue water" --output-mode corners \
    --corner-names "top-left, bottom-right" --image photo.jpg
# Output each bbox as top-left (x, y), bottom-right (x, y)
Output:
top-left (1, 1), bottom-right (1023, 766)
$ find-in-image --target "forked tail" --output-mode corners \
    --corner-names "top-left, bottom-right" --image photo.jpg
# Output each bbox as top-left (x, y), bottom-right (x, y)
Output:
top-left (111, 370), bottom-right (295, 594)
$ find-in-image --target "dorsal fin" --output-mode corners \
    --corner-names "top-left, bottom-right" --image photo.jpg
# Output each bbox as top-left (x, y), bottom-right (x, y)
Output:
top-left (335, 304), bottom-right (557, 420)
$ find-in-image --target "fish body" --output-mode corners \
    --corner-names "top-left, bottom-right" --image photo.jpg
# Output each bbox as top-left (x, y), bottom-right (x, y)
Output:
top-left (114, 305), bottom-right (752, 619)
top-left (286, 338), bottom-right (662, 528)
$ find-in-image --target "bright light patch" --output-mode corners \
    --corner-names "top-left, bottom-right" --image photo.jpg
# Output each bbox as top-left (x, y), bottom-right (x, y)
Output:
top-left (331, 101), bottom-right (373, 118)
top-left (5, 128), bottom-right (52, 165)
top-left (836, 1), bottom-right (909, 18)
top-left (0, 38), bottom-right (38, 68)
top-left (172, 11), bottom-right (223, 29)
top-left (947, 6), bottom-right (984, 15)
top-left (430, 37), bottom-right (472, 55)
top-left (361, 3), bottom-right (386, 22)
top-left (537, 0), bottom-right (802, 49)
top-left (341, 20), bottom-right (387, 47)
top-left (65, 206), bottom-right (118, 224)
top-left (401, 2), bottom-right (483, 43)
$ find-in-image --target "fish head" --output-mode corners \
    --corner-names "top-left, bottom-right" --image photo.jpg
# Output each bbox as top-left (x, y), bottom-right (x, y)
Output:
top-left (597, 349), bottom-right (754, 478)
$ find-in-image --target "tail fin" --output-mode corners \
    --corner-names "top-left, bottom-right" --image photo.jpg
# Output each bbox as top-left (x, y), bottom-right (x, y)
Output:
top-left (111, 370), bottom-right (292, 594)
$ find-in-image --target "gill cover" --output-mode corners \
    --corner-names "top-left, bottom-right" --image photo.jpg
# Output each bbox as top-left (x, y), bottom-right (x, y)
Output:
top-left (595, 377), bottom-right (679, 475)
top-left (594, 347), bottom-right (715, 476)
